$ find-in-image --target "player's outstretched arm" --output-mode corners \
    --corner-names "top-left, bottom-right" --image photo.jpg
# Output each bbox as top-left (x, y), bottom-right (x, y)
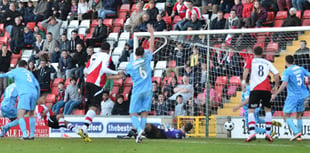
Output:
top-left (147, 24), bottom-right (155, 53)
top-left (232, 98), bottom-right (249, 112)
top-left (107, 73), bottom-right (125, 80)
top-left (0, 73), bottom-right (9, 78)
top-left (241, 68), bottom-right (249, 91)
top-left (271, 81), bottom-right (287, 100)
top-left (272, 73), bottom-right (280, 93)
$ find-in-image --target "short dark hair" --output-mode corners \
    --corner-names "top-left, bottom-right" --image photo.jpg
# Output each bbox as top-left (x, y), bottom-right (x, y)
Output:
top-left (285, 55), bottom-right (294, 64)
top-left (71, 30), bottom-right (78, 34)
top-left (253, 46), bottom-right (263, 56)
top-left (87, 45), bottom-right (94, 49)
top-left (176, 95), bottom-right (183, 99)
top-left (152, 81), bottom-right (158, 85)
top-left (230, 9), bottom-right (236, 13)
top-left (117, 95), bottom-right (124, 99)
top-left (184, 123), bottom-right (193, 133)
top-left (47, 32), bottom-right (53, 36)
top-left (101, 42), bottom-right (110, 51)
top-left (300, 40), bottom-right (307, 45)
top-left (58, 82), bottom-right (64, 85)
top-left (102, 90), bottom-right (109, 95)
top-left (70, 76), bottom-right (77, 82)
top-left (18, 60), bottom-right (28, 67)
top-left (185, 0), bottom-right (193, 3)
top-left (97, 17), bottom-right (103, 22)
top-left (135, 46), bottom-right (145, 56)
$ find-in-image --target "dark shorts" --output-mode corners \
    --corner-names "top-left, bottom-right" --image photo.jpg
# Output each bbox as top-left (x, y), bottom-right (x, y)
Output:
top-left (86, 82), bottom-right (104, 108)
top-left (48, 115), bottom-right (60, 129)
top-left (248, 90), bottom-right (272, 109)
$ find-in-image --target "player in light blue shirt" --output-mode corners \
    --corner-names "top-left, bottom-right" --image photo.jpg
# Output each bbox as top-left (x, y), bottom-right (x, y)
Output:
top-left (0, 60), bottom-right (40, 139)
top-left (108, 24), bottom-right (155, 143)
top-left (0, 83), bottom-right (19, 137)
top-left (272, 55), bottom-right (310, 141)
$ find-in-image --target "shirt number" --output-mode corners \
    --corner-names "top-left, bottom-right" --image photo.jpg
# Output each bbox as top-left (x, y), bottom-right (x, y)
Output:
top-left (296, 74), bottom-right (302, 86)
top-left (139, 66), bottom-right (147, 79)
top-left (26, 73), bottom-right (33, 82)
top-left (258, 65), bottom-right (264, 77)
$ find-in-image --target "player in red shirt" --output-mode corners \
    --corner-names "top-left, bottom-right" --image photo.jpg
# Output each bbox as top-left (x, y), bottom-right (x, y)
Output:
top-left (36, 95), bottom-right (78, 137)
top-left (171, 0), bottom-right (187, 19)
top-left (78, 42), bottom-right (119, 142)
top-left (242, 46), bottom-right (279, 142)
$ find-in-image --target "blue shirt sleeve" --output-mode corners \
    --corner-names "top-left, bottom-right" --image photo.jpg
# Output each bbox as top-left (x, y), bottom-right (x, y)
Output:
top-left (302, 67), bottom-right (310, 77)
top-left (124, 63), bottom-right (132, 76)
top-left (282, 70), bottom-right (289, 82)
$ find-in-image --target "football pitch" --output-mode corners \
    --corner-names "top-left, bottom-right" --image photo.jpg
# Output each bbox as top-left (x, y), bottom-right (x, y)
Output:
top-left (0, 138), bottom-right (309, 153)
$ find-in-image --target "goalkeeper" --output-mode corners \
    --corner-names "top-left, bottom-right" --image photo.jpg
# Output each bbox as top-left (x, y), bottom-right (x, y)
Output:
top-left (118, 123), bottom-right (193, 139)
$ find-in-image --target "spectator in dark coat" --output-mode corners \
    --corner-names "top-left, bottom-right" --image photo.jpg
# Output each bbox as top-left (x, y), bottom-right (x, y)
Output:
top-left (85, 18), bottom-right (108, 47)
top-left (58, 50), bottom-right (74, 79)
top-left (219, 0), bottom-right (234, 13)
top-left (71, 43), bottom-right (87, 78)
top-left (59, 34), bottom-right (70, 52)
top-left (69, 30), bottom-right (84, 54)
top-left (223, 50), bottom-right (243, 76)
top-left (17, 2), bottom-right (25, 17)
top-left (294, 40), bottom-right (310, 70)
top-left (33, 0), bottom-right (49, 22)
top-left (119, 43), bottom-right (132, 62)
top-left (24, 1), bottom-right (36, 24)
top-left (231, 0), bottom-right (243, 18)
top-left (154, 94), bottom-right (169, 115)
top-left (112, 95), bottom-right (129, 115)
top-left (0, 45), bottom-right (11, 95)
top-left (135, 13), bottom-right (153, 32)
top-left (52, 0), bottom-right (71, 20)
top-left (30, 34), bottom-right (45, 63)
top-left (3, 3), bottom-right (22, 33)
top-left (182, 14), bottom-right (202, 31)
top-left (211, 11), bottom-right (226, 30)
top-left (249, 1), bottom-right (267, 27)
top-left (146, 0), bottom-right (159, 22)
top-left (35, 60), bottom-right (56, 92)
top-left (9, 17), bottom-right (24, 54)
top-left (23, 27), bottom-right (34, 46)
top-left (154, 14), bottom-right (167, 31)
top-left (0, 0), bottom-right (9, 19)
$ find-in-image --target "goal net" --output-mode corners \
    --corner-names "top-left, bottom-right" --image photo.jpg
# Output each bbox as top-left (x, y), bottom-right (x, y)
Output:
top-left (128, 26), bottom-right (310, 137)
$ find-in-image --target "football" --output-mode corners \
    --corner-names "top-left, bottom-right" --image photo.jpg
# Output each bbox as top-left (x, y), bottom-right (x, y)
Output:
top-left (224, 121), bottom-right (235, 131)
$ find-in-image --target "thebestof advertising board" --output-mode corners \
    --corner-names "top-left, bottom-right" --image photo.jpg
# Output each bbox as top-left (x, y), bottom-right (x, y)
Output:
top-left (230, 117), bottom-right (310, 139)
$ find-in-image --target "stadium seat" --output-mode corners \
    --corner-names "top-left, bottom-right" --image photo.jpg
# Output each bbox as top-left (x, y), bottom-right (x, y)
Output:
top-left (74, 109), bottom-right (85, 115)
top-left (153, 70), bottom-right (163, 77)
top-left (296, 10), bottom-right (301, 19)
top-left (78, 27), bottom-right (87, 35)
top-left (46, 94), bottom-right (56, 104)
top-left (273, 20), bottom-right (284, 27)
top-left (168, 60), bottom-right (176, 68)
top-left (215, 76), bottom-right (227, 86)
top-left (10, 58), bottom-right (18, 67)
top-left (152, 77), bottom-right (161, 86)
top-left (151, 61), bottom-right (154, 70)
top-left (265, 52), bottom-right (274, 62)
top-left (155, 61), bottom-right (167, 70)
top-left (78, 34), bottom-right (84, 40)
top-left (114, 18), bottom-right (124, 27)
top-left (149, 110), bottom-right (156, 115)
top-left (156, 2), bottom-right (166, 14)
top-left (266, 42), bottom-right (279, 52)
top-left (0, 36), bottom-right (8, 45)
top-left (51, 86), bottom-right (58, 95)
top-left (112, 26), bottom-right (122, 34)
top-left (273, 111), bottom-right (283, 117)
top-left (103, 19), bottom-right (113, 28)
top-left (118, 12), bottom-right (128, 21)
top-left (227, 85), bottom-right (238, 96)
top-left (68, 20), bottom-right (79, 29)
top-left (177, 76), bottom-right (183, 84)
top-left (302, 19), bottom-right (310, 26)
top-left (263, 12), bottom-right (274, 25)
top-left (112, 47), bottom-right (123, 56)
top-left (113, 79), bottom-right (123, 87)
top-left (79, 20), bottom-right (90, 28)
top-left (214, 86), bottom-right (224, 106)
top-left (162, 16), bottom-right (172, 26)
top-left (110, 86), bottom-right (120, 102)
top-left (172, 15), bottom-right (182, 24)
top-left (11, 51), bottom-right (22, 58)
top-left (120, 4), bottom-right (130, 13)
top-left (124, 77), bottom-right (133, 86)
top-left (303, 10), bottom-right (310, 19)
top-left (53, 78), bottom-right (64, 87)
top-left (119, 32), bottom-right (130, 41)
top-left (122, 86), bottom-right (131, 101)
top-left (0, 23), bottom-right (4, 34)
top-left (131, 3), bottom-right (137, 12)
top-left (224, 13), bottom-right (230, 19)
top-left (118, 40), bottom-right (127, 48)
top-left (107, 32), bottom-right (119, 42)
top-left (275, 11), bottom-right (287, 20)
top-left (256, 35), bottom-right (266, 44)
top-left (65, 78), bottom-right (70, 86)
top-left (229, 76), bottom-right (241, 86)
top-left (26, 22), bottom-right (36, 31)
top-left (61, 20), bottom-right (68, 28)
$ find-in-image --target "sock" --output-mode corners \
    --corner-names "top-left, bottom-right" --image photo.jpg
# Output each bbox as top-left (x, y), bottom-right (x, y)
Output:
top-left (58, 118), bottom-right (65, 127)
top-left (131, 116), bottom-right (142, 133)
top-left (265, 112), bottom-right (272, 135)
top-left (60, 127), bottom-right (65, 136)
top-left (2, 119), bottom-right (19, 135)
top-left (248, 113), bottom-right (256, 135)
top-left (140, 117), bottom-right (147, 131)
top-left (83, 110), bottom-right (96, 134)
top-left (19, 118), bottom-right (28, 138)
top-left (286, 118), bottom-right (299, 134)
top-left (255, 127), bottom-right (266, 134)
top-left (67, 123), bottom-right (78, 133)
top-left (29, 117), bottom-right (36, 138)
top-left (297, 119), bottom-right (303, 134)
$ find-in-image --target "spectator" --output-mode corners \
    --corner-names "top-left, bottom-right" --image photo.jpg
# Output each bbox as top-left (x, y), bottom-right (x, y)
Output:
top-left (174, 95), bottom-right (187, 116)
top-left (184, 65), bottom-right (195, 84)
top-left (33, 0), bottom-right (49, 22)
top-left (146, 0), bottom-right (159, 22)
top-left (100, 90), bottom-right (115, 116)
top-left (69, 0), bottom-right (78, 20)
top-left (52, 82), bottom-right (66, 114)
top-left (0, 45), bottom-right (11, 95)
top-left (195, 63), bottom-right (207, 93)
top-left (63, 77), bottom-right (82, 115)
top-left (119, 43), bottom-right (132, 62)
top-left (58, 50), bottom-right (74, 79)
top-left (171, 0), bottom-right (187, 18)
top-left (282, 7), bottom-right (301, 27)
top-left (40, 16), bottom-right (62, 40)
top-left (69, 30), bottom-right (84, 54)
top-left (52, 0), bottom-right (70, 21)
top-left (189, 46), bottom-right (201, 68)
top-left (23, 27), bottom-right (34, 46)
top-left (17, 2), bottom-right (25, 17)
top-left (34, 60), bottom-right (56, 92)
top-left (154, 14), bottom-right (167, 31)
top-left (261, 0), bottom-right (278, 12)
top-left (186, 98), bottom-right (198, 116)
top-left (42, 32), bottom-right (59, 60)
top-left (248, 0), bottom-right (267, 28)
top-left (59, 34), bottom-right (70, 52)
top-left (135, 13), bottom-right (152, 32)
top-left (224, 9), bottom-right (241, 30)
top-left (87, 0), bottom-right (103, 18)
top-left (98, 0), bottom-right (117, 19)
top-left (210, 11), bottom-right (226, 42)
top-left (223, 48), bottom-right (243, 76)
top-left (277, 0), bottom-right (292, 11)
top-left (154, 94), bottom-right (169, 115)
top-left (219, 0), bottom-right (234, 13)
top-left (33, 25), bottom-right (46, 39)
top-left (86, 46), bottom-right (94, 61)
top-left (304, 0), bottom-right (310, 10)
top-left (182, 14), bottom-right (202, 31)
top-left (112, 95), bottom-right (129, 115)
top-left (24, 1), bottom-right (36, 24)
top-left (9, 17), bottom-right (24, 54)
top-left (152, 81), bottom-right (162, 102)
top-left (3, 3), bottom-right (22, 34)
top-left (27, 60), bottom-right (37, 75)
top-left (294, 40), bottom-right (310, 70)
top-left (232, 0), bottom-right (243, 18)
top-left (125, 1), bottom-right (145, 33)
top-left (211, 42), bottom-right (229, 78)
top-left (71, 43), bottom-right (87, 78)
top-left (30, 34), bottom-right (45, 64)
top-left (0, 0), bottom-right (9, 20)
top-left (85, 18), bottom-right (108, 47)
top-left (167, 42), bottom-right (187, 76)
top-left (169, 75), bottom-right (193, 103)
top-left (184, 0), bottom-right (203, 20)
top-left (242, 0), bottom-right (254, 20)
top-left (166, 0), bottom-right (177, 16)
top-left (78, 0), bottom-right (89, 20)
top-left (163, 76), bottom-right (179, 98)
top-left (51, 47), bottom-right (61, 63)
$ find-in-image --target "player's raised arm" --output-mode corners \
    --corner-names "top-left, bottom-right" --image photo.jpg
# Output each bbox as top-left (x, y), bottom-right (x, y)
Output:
top-left (232, 98), bottom-right (249, 112)
top-left (147, 24), bottom-right (155, 53)
top-left (107, 71), bottom-right (125, 80)
top-left (241, 68), bottom-right (249, 91)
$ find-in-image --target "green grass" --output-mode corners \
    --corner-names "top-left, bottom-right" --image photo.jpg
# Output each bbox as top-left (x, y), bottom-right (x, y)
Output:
top-left (0, 138), bottom-right (309, 153)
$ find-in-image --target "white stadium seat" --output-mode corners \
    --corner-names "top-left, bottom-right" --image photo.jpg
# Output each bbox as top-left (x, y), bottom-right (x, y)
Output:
top-left (79, 20), bottom-right (90, 28)
top-left (155, 61), bottom-right (167, 70)
top-left (118, 62), bottom-right (128, 71)
top-left (68, 20), bottom-right (79, 29)
top-left (119, 32), bottom-right (130, 41)
top-left (153, 69), bottom-right (163, 77)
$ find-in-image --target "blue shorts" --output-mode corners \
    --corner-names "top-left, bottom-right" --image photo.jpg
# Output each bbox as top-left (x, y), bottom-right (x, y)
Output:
top-left (17, 93), bottom-right (38, 111)
top-left (129, 90), bottom-right (152, 114)
top-left (283, 96), bottom-right (305, 114)
top-left (1, 105), bottom-right (17, 119)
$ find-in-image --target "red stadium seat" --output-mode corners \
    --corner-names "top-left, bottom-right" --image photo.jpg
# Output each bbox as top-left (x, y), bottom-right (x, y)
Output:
top-left (296, 10), bottom-right (301, 19)
top-left (85, 33), bottom-right (92, 40)
top-left (114, 18), bottom-right (124, 27)
top-left (263, 12), bottom-right (274, 25)
top-left (46, 94), bottom-right (56, 104)
top-left (227, 85), bottom-right (238, 96)
top-left (273, 20), bottom-right (284, 27)
top-left (120, 4), bottom-right (130, 13)
top-left (78, 34), bottom-right (84, 40)
top-left (37, 22), bottom-right (46, 32)
top-left (26, 22), bottom-right (36, 31)
top-left (104, 19), bottom-right (113, 28)
top-left (275, 11), bottom-right (287, 20)
top-left (177, 76), bottom-right (183, 84)
top-left (302, 19), bottom-right (310, 26)
top-left (229, 76), bottom-right (241, 86)
top-left (168, 60), bottom-right (176, 68)
top-left (0, 36), bottom-right (8, 45)
top-left (224, 13), bottom-right (230, 19)
top-left (172, 15), bottom-right (182, 24)
top-left (162, 16), bottom-right (172, 26)
top-left (303, 10), bottom-right (310, 19)
top-left (118, 12), bottom-right (128, 21)
top-left (74, 109), bottom-right (85, 115)
top-left (113, 79), bottom-right (123, 87)
top-left (256, 35), bottom-right (266, 44)
top-left (11, 51), bottom-right (22, 58)
top-left (122, 86), bottom-right (132, 101)
top-left (273, 111), bottom-right (283, 117)
top-left (266, 42), bottom-right (279, 52)
top-left (304, 111), bottom-right (310, 117)
top-left (0, 23), bottom-right (4, 34)
top-left (152, 77), bottom-right (161, 86)
top-left (124, 77), bottom-right (133, 86)
top-left (131, 4), bottom-right (137, 12)
top-left (110, 86), bottom-right (120, 102)
top-left (149, 110), bottom-right (156, 115)
top-left (51, 86), bottom-right (59, 95)
top-left (10, 58), bottom-right (18, 67)
top-left (214, 86), bottom-right (224, 106)
top-left (215, 76), bottom-right (227, 86)
top-left (53, 78), bottom-right (64, 87)
top-left (112, 26), bottom-right (122, 33)
top-left (65, 78), bottom-right (70, 86)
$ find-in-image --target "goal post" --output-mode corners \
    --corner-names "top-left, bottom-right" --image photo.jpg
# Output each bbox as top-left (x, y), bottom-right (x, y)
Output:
top-left (132, 26), bottom-right (310, 138)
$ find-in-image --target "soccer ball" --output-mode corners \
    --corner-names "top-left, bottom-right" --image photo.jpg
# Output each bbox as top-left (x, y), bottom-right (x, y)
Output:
top-left (224, 121), bottom-right (235, 131)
